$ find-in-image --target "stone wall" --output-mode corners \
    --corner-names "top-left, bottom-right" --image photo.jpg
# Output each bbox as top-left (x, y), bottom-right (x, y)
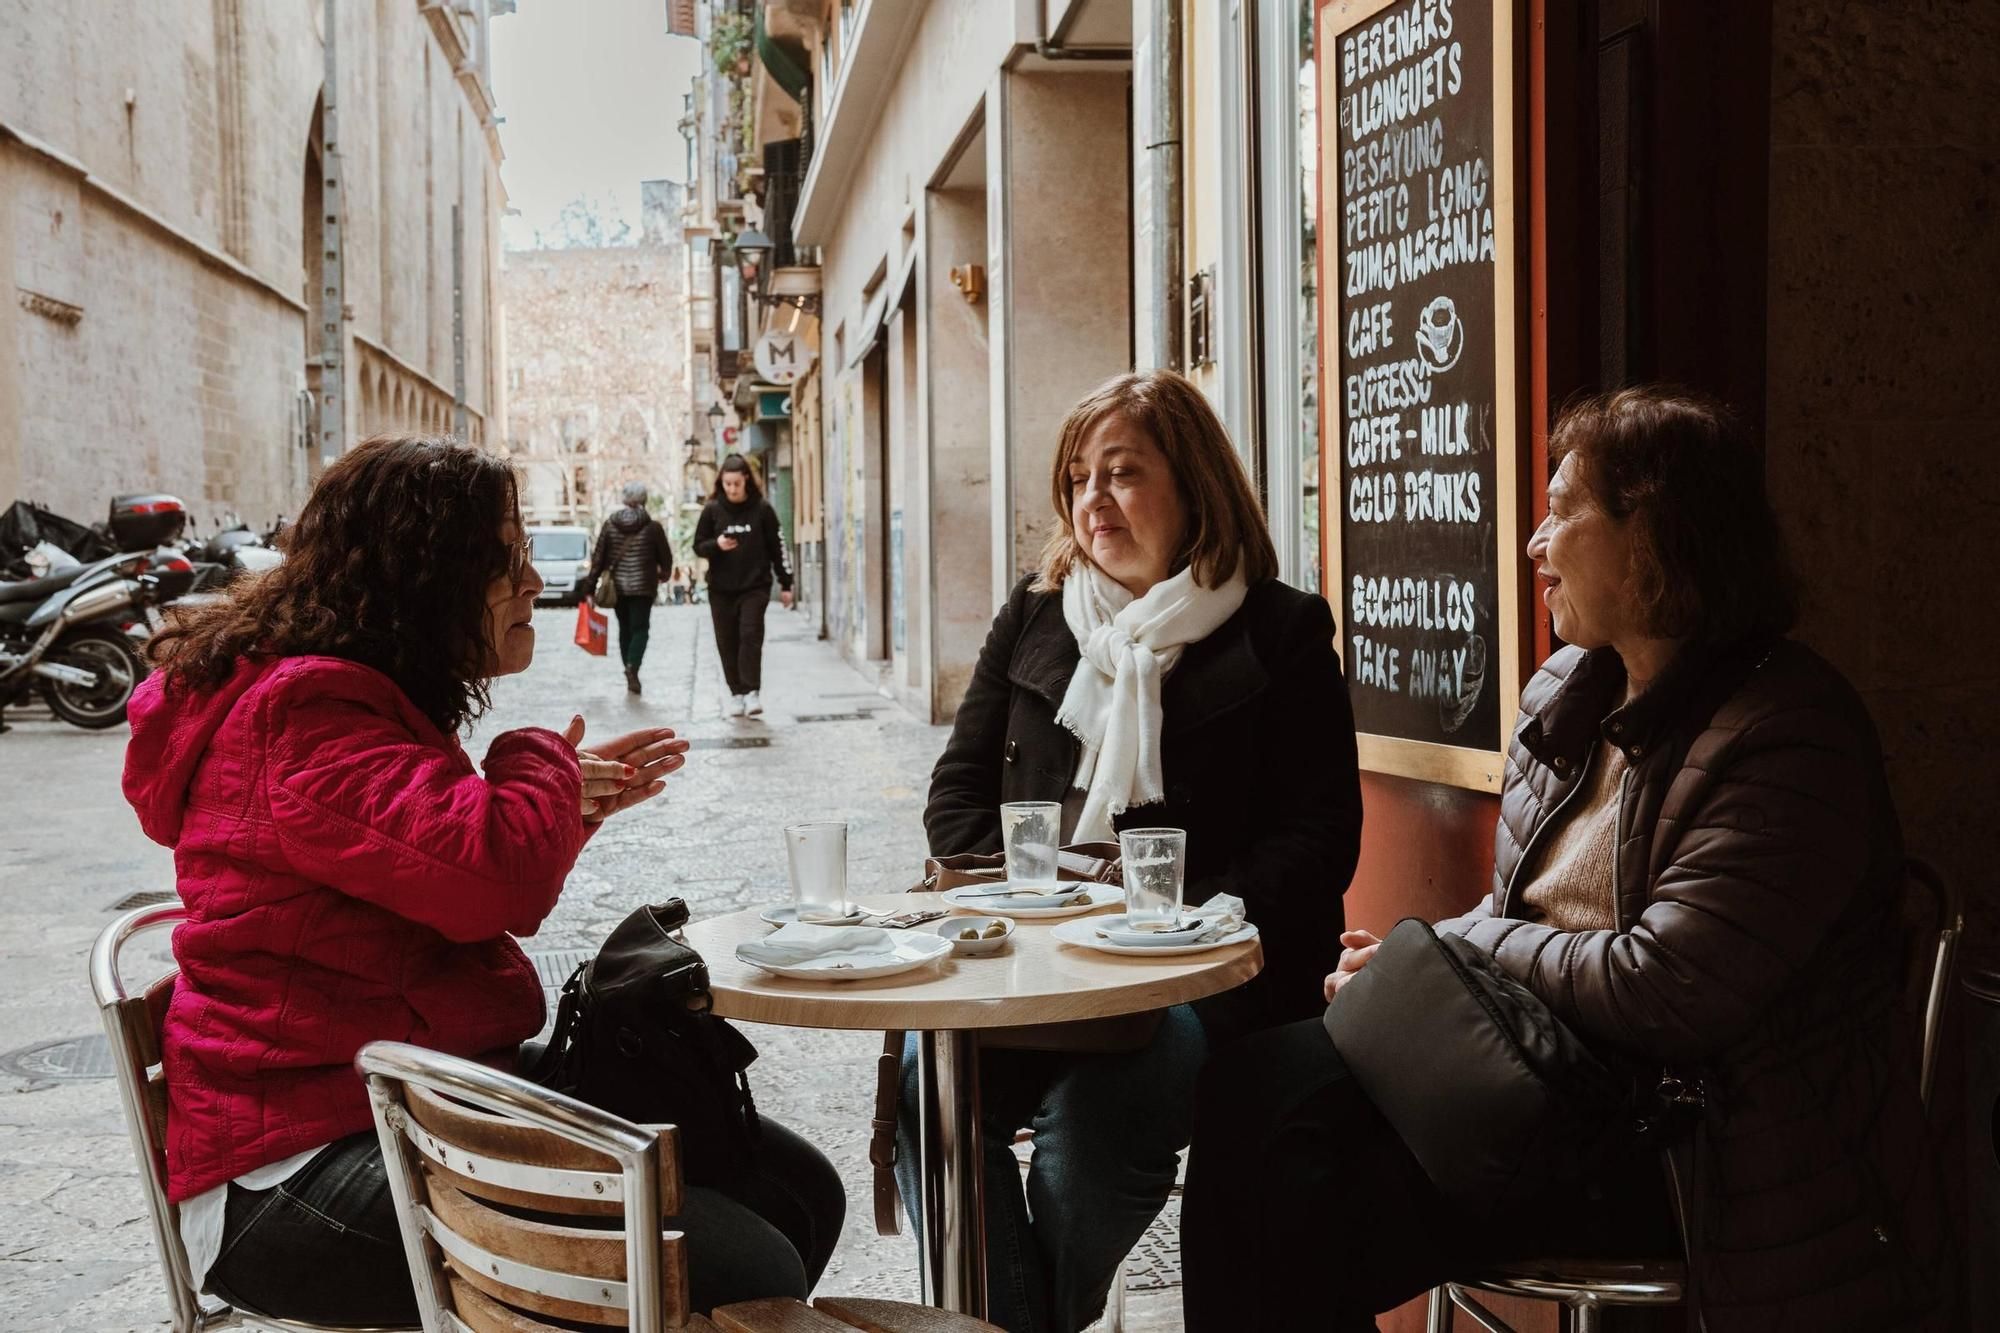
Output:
top-left (1764, 0), bottom-right (2000, 945)
top-left (501, 186), bottom-right (691, 534)
top-left (0, 0), bottom-right (503, 530)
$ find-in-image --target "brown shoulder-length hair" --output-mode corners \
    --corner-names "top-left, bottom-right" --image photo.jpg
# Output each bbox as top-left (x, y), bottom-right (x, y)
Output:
top-left (1551, 386), bottom-right (1797, 644)
top-left (148, 435), bottom-right (519, 733)
top-left (1033, 370), bottom-right (1278, 593)
top-left (709, 451), bottom-right (764, 503)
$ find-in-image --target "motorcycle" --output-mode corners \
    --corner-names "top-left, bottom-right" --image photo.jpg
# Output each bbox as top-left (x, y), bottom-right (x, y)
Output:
top-left (191, 520), bottom-right (283, 584)
top-left (0, 551), bottom-right (157, 728)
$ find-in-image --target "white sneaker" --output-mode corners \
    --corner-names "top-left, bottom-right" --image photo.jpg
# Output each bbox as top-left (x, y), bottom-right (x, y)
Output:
top-left (725, 693), bottom-right (747, 718)
top-left (745, 691), bottom-right (763, 716)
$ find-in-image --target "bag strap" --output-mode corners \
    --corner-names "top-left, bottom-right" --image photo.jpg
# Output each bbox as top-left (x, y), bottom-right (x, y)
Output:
top-left (870, 1030), bottom-right (903, 1236)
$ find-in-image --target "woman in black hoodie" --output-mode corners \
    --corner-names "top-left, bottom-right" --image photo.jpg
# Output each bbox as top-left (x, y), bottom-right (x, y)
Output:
top-left (693, 454), bottom-right (793, 717)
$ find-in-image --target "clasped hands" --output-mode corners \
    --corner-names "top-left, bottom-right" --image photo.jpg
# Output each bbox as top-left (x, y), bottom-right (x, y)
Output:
top-left (560, 717), bottom-right (690, 823)
top-left (1323, 928), bottom-right (1383, 1002)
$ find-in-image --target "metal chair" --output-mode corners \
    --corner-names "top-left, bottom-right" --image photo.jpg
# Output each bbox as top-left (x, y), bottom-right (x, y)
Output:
top-left (1424, 856), bottom-right (1964, 1332)
top-left (91, 903), bottom-right (417, 1333)
top-left (359, 1039), bottom-right (1001, 1333)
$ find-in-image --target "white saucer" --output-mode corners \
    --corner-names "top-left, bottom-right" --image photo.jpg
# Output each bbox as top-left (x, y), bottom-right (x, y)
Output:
top-left (758, 903), bottom-right (870, 928)
top-left (1093, 913), bottom-right (1211, 947)
top-left (736, 931), bottom-right (953, 981)
top-left (1049, 916), bottom-right (1259, 956)
top-left (940, 883), bottom-right (1125, 919)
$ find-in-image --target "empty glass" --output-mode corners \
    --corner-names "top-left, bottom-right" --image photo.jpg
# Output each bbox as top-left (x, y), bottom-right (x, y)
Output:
top-left (1119, 827), bottom-right (1187, 932)
top-left (784, 821), bottom-right (849, 921)
top-left (999, 801), bottom-right (1061, 887)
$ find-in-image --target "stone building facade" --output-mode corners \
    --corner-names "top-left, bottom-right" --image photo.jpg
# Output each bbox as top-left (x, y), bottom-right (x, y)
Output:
top-left (500, 181), bottom-right (693, 537)
top-left (0, 0), bottom-right (507, 530)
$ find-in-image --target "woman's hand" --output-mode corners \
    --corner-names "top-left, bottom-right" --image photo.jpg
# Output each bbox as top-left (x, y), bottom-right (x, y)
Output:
top-left (717, 535), bottom-right (740, 552)
top-left (560, 717), bottom-right (689, 823)
top-left (1322, 928), bottom-right (1383, 1002)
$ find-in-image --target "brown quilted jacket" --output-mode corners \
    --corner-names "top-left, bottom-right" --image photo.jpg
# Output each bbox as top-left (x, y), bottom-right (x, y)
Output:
top-left (1439, 638), bottom-right (1953, 1331)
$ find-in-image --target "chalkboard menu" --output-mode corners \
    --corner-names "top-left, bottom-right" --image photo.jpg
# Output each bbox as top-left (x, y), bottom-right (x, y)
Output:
top-left (1318, 0), bottom-right (1522, 788)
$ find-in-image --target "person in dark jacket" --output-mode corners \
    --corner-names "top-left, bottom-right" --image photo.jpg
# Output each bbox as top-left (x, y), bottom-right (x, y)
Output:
top-left (693, 454), bottom-right (793, 718)
top-left (905, 370), bottom-right (1364, 1333)
top-left (1181, 387), bottom-right (1953, 1332)
top-left (587, 481), bottom-right (674, 694)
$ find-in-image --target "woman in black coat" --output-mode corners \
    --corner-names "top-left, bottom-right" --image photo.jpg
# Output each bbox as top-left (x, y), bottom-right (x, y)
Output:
top-left (904, 370), bottom-right (1363, 1333)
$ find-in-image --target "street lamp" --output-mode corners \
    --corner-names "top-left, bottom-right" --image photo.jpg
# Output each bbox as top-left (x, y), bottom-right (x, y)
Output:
top-left (731, 226), bottom-right (773, 274)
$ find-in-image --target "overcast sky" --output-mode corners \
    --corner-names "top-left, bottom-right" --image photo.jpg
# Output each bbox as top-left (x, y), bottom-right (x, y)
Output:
top-left (489, 0), bottom-right (703, 250)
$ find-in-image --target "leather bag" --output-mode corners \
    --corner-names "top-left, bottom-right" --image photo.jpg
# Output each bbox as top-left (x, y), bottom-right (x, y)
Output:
top-left (528, 900), bottom-right (763, 1187)
top-left (1323, 917), bottom-right (1681, 1220)
top-left (868, 842), bottom-right (1140, 1236)
top-left (593, 569), bottom-right (619, 609)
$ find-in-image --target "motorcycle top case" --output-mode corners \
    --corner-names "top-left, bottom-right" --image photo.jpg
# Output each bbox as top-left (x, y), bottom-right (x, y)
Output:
top-left (108, 494), bottom-right (188, 549)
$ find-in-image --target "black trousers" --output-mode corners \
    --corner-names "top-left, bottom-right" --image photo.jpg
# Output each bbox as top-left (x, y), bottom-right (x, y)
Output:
top-left (1181, 1018), bottom-right (1676, 1332)
top-left (709, 585), bottom-right (770, 695)
top-left (614, 594), bottom-right (654, 671)
top-left (206, 1118), bottom-right (845, 1326)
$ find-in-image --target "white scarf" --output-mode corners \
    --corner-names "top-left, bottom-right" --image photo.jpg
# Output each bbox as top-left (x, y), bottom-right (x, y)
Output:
top-left (1055, 561), bottom-right (1249, 841)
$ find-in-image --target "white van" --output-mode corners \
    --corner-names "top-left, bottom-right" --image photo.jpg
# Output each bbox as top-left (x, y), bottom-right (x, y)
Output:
top-left (525, 525), bottom-right (594, 605)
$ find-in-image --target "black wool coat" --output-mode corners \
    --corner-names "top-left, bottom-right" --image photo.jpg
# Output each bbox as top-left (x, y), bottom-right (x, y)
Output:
top-left (926, 574), bottom-right (1364, 1028)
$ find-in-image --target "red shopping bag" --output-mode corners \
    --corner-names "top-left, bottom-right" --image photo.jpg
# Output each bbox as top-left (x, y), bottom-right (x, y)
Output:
top-left (574, 602), bottom-right (609, 656)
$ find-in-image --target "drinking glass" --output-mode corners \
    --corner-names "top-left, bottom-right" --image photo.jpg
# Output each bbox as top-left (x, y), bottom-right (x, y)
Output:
top-left (1119, 827), bottom-right (1187, 931)
top-left (999, 801), bottom-right (1061, 887)
top-left (784, 821), bottom-right (849, 921)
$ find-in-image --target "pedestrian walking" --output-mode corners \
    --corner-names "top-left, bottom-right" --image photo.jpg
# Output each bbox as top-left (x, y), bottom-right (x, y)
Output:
top-left (693, 454), bottom-right (793, 718)
top-left (587, 481), bottom-right (674, 694)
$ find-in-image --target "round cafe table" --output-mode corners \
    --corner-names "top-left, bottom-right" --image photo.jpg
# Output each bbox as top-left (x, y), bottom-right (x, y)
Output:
top-left (682, 891), bottom-right (1263, 1320)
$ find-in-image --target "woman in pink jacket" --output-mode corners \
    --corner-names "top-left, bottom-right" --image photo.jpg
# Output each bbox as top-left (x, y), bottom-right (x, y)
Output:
top-left (124, 437), bottom-right (844, 1326)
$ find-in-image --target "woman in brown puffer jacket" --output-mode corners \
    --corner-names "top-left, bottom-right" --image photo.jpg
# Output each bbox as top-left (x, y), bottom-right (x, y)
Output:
top-left (1183, 386), bottom-right (1954, 1332)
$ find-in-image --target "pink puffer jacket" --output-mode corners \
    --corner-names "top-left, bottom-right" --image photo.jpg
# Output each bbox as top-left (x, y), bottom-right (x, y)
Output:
top-left (122, 655), bottom-right (586, 1201)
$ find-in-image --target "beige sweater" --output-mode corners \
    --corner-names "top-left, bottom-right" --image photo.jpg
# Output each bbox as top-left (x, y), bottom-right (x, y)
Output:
top-left (1518, 739), bottom-right (1627, 932)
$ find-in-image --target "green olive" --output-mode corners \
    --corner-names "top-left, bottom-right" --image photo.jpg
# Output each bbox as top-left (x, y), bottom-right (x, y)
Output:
top-left (958, 927), bottom-right (980, 941)
top-left (982, 922), bottom-right (1007, 939)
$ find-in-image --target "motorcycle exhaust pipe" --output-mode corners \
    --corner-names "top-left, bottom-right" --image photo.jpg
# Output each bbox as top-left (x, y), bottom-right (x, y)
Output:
top-left (31, 660), bottom-right (100, 688)
top-left (62, 582), bottom-right (138, 622)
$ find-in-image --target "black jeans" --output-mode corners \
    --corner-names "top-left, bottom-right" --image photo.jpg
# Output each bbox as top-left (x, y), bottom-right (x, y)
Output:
top-left (207, 1118), bottom-right (845, 1327)
top-left (709, 585), bottom-right (770, 695)
top-left (1180, 1018), bottom-right (1676, 1332)
top-left (614, 594), bottom-right (654, 672)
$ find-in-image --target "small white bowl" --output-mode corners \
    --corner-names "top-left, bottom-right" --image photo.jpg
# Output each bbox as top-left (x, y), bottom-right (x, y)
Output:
top-left (936, 915), bottom-right (1015, 957)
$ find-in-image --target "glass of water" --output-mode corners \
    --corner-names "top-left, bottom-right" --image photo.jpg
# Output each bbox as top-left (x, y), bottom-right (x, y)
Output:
top-left (999, 801), bottom-right (1061, 888)
top-left (1119, 827), bottom-right (1187, 932)
top-left (784, 821), bottom-right (849, 921)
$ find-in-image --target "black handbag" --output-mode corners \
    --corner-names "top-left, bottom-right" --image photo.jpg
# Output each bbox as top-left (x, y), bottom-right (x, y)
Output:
top-left (528, 900), bottom-right (762, 1187)
top-left (1323, 917), bottom-right (1681, 1219)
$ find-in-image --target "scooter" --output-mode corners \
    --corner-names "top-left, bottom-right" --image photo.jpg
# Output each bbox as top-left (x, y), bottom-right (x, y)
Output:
top-left (0, 552), bottom-right (157, 729)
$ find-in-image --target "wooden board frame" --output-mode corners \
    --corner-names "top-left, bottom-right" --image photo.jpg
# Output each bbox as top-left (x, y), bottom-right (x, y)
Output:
top-left (1314, 0), bottom-right (1531, 794)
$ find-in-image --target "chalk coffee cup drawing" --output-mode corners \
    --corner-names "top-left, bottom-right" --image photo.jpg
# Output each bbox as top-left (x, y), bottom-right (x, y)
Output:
top-left (1416, 295), bottom-right (1465, 372)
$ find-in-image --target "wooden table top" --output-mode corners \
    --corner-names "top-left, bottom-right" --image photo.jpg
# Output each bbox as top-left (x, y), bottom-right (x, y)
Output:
top-left (682, 892), bottom-right (1264, 1031)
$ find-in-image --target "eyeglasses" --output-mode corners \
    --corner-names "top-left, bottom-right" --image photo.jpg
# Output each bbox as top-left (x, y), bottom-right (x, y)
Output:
top-left (507, 537), bottom-right (536, 588)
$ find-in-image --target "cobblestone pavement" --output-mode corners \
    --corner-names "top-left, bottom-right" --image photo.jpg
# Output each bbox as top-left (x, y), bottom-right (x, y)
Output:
top-left (0, 604), bottom-right (1184, 1331)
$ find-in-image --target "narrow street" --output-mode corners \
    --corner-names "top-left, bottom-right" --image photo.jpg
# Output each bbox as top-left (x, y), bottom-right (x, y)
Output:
top-left (0, 605), bottom-right (1183, 1330)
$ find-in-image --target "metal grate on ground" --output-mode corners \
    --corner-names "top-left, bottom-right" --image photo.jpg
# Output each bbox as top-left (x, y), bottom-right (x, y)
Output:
top-left (107, 890), bottom-right (180, 912)
top-left (685, 736), bottom-right (773, 749)
top-left (0, 1033), bottom-right (115, 1081)
top-left (791, 712), bottom-right (876, 723)
top-left (529, 948), bottom-right (592, 989)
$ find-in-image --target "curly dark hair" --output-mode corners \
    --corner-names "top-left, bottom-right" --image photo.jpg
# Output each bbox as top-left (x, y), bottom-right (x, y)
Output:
top-left (1551, 386), bottom-right (1798, 645)
top-left (148, 435), bottom-right (519, 732)
top-left (709, 452), bottom-right (764, 503)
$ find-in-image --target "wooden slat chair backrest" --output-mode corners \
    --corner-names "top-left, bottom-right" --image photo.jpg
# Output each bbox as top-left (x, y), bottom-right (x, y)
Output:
top-left (376, 1069), bottom-right (691, 1331)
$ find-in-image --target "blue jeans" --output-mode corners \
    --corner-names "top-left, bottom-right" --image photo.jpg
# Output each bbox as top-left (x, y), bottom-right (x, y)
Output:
top-left (896, 1005), bottom-right (1209, 1333)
